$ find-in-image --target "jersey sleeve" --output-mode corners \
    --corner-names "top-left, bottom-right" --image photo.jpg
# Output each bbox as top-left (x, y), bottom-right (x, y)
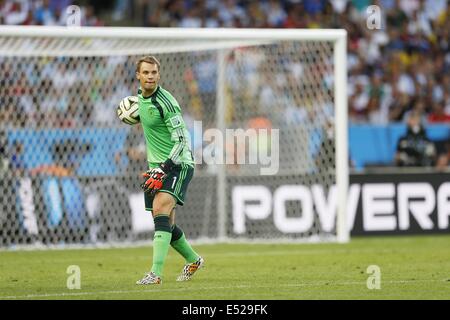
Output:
top-left (162, 100), bottom-right (189, 165)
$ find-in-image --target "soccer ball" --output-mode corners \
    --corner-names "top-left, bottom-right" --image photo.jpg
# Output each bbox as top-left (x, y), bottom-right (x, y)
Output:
top-left (117, 96), bottom-right (140, 125)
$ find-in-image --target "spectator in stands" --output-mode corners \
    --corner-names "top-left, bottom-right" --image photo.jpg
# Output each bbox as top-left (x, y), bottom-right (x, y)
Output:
top-left (349, 81), bottom-right (370, 122)
top-left (82, 5), bottom-right (103, 26)
top-left (395, 111), bottom-right (437, 167)
top-left (203, 7), bottom-right (221, 27)
top-left (179, 6), bottom-right (202, 28)
top-left (444, 90), bottom-right (450, 115)
top-left (247, 1), bottom-right (267, 28)
top-left (389, 91), bottom-right (412, 122)
top-left (217, 0), bottom-right (246, 27)
top-left (263, 0), bottom-right (287, 28)
top-left (9, 140), bottom-right (26, 177)
top-left (302, 0), bottom-right (326, 16)
top-left (33, 0), bottom-right (57, 25)
top-left (427, 101), bottom-right (450, 123)
top-left (402, 98), bottom-right (429, 124)
top-left (435, 140), bottom-right (450, 170)
top-left (0, 0), bottom-right (31, 25)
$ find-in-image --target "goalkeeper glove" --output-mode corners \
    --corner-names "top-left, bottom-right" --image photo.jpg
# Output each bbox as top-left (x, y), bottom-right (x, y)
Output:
top-left (140, 159), bottom-right (175, 194)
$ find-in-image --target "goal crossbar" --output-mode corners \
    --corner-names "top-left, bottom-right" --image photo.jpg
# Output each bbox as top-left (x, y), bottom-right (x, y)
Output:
top-left (0, 26), bottom-right (346, 41)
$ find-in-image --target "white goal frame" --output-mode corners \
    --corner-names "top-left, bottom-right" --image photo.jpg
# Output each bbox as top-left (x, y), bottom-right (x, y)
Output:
top-left (0, 26), bottom-right (349, 244)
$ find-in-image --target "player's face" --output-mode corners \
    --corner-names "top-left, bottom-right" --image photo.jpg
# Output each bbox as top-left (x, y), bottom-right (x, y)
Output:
top-left (136, 62), bottom-right (160, 93)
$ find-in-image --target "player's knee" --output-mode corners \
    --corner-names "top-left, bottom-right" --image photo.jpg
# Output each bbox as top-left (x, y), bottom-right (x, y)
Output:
top-left (152, 203), bottom-right (168, 216)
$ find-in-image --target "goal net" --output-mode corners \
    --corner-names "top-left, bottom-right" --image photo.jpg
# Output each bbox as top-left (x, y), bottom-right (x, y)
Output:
top-left (0, 27), bottom-right (348, 247)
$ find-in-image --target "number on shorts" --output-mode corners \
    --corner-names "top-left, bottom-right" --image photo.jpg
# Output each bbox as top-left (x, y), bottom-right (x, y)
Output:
top-left (171, 176), bottom-right (177, 189)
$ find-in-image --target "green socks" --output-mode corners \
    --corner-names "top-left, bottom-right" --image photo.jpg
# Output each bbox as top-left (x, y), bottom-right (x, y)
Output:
top-left (151, 215), bottom-right (172, 277)
top-left (150, 217), bottom-right (200, 277)
top-left (170, 224), bottom-right (199, 264)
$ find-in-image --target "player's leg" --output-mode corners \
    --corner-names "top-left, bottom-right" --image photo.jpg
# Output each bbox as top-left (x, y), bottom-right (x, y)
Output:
top-left (136, 191), bottom-right (175, 285)
top-left (149, 192), bottom-right (176, 278)
top-left (141, 164), bottom-right (203, 282)
top-left (171, 213), bottom-right (204, 281)
top-left (162, 164), bottom-right (204, 281)
top-left (170, 208), bottom-right (201, 264)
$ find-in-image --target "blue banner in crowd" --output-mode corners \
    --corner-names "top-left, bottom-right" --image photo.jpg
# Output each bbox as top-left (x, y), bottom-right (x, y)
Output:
top-left (6, 125), bottom-right (449, 175)
top-left (7, 128), bottom-right (128, 176)
top-left (350, 124), bottom-right (449, 169)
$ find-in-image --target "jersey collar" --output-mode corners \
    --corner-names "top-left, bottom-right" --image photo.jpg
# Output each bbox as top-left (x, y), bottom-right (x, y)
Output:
top-left (138, 85), bottom-right (160, 99)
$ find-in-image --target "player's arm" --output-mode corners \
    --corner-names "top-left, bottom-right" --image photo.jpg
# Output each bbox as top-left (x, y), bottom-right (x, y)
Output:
top-left (161, 104), bottom-right (189, 171)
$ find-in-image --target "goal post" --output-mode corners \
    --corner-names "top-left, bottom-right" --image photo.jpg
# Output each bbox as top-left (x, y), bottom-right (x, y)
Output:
top-left (0, 26), bottom-right (348, 247)
top-left (334, 33), bottom-right (349, 243)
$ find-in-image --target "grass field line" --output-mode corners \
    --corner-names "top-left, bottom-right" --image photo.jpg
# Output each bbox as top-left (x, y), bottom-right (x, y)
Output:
top-left (0, 279), bottom-right (447, 300)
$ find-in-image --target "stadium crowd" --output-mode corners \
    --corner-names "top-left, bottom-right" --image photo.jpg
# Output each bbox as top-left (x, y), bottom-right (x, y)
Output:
top-left (137, 0), bottom-right (450, 126)
top-left (0, 0), bottom-right (103, 26)
top-left (0, 0), bottom-right (449, 168)
top-left (1, 0), bottom-right (448, 124)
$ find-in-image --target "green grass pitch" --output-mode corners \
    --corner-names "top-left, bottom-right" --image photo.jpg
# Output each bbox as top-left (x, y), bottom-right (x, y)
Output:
top-left (0, 235), bottom-right (449, 300)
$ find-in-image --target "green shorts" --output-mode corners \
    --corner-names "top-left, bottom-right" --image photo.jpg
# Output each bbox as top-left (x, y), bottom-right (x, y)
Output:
top-left (144, 164), bottom-right (194, 211)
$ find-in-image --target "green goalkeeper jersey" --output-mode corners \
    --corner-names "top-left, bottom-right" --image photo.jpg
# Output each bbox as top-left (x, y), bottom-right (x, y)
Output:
top-left (137, 85), bottom-right (194, 168)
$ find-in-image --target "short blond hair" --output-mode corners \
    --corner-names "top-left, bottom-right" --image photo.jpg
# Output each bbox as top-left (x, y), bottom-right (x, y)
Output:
top-left (136, 55), bottom-right (160, 72)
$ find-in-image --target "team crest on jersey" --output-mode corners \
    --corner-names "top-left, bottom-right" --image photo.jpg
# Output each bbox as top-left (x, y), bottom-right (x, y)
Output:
top-left (169, 115), bottom-right (182, 128)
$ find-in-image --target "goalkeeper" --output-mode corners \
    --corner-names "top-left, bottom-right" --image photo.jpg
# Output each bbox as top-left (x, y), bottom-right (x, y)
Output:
top-left (134, 56), bottom-right (203, 285)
